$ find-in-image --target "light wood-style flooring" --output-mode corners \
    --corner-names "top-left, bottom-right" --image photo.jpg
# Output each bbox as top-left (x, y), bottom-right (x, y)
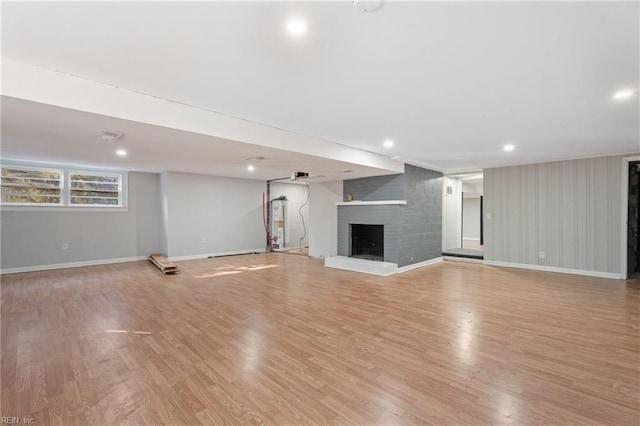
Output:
top-left (2, 254), bottom-right (639, 425)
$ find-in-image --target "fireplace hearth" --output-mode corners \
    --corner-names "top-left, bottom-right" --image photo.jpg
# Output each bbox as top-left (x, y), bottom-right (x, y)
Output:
top-left (350, 224), bottom-right (384, 261)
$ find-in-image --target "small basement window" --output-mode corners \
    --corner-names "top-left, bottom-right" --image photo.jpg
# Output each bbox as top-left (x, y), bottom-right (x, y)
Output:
top-left (1, 166), bottom-right (63, 205)
top-left (69, 172), bottom-right (121, 206)
top-left (1, 163), bottom-right (127, 208)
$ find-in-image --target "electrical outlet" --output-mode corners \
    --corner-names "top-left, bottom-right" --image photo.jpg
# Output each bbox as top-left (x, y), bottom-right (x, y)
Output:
top-left (539, 251), bottom-right (545, 259)
top-left (201, 238), bottom-right (206, 244)
top-left (62, 243), bottom-right (69, 250)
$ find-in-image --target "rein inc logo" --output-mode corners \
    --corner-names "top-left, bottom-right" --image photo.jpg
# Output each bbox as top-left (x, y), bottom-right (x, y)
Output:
top-left (1, 418), bottom-right (34, 424)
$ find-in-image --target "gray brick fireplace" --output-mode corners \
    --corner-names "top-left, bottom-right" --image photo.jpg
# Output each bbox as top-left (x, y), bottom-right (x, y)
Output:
top-left (337, 165), bottom-right (443, 268)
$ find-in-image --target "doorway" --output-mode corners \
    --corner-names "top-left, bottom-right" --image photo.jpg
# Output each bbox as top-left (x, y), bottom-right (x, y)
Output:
top-left (442, 172), bottom-right (484, 259)
top-left (628, 161), bottom-right (640, 279)
top-left (462, 194), bottom-right (483, 251)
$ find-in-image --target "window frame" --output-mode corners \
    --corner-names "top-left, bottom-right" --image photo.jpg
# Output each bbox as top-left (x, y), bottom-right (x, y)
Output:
top-left (0, 162), bottom-right (128, 211)
top-left (0, 164), bottom-right (65, 206)
top-left (68, 170), bottom-right (124, 207)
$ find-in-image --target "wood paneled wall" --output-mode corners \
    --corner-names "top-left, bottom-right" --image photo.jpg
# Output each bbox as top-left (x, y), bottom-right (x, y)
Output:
top-left (484, 155), bottom-right (632, 274)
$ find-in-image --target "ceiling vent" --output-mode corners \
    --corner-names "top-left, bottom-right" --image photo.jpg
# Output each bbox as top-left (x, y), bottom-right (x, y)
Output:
top-left (101, 130), bottom-right (124, 141)
top-left (246, 156), bottom-right (266, 161)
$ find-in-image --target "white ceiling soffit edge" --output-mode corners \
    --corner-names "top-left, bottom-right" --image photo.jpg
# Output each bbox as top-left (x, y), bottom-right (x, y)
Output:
top-left (392, 156), bottom-right (445, 174)
top-left (0, 59), bottom-right (404, 175)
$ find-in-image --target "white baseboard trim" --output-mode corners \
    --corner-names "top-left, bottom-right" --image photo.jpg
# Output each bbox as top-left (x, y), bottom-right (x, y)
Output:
top-left (463, 238), bottom-right (481, 241)
top-left (483, 260), bottom-right (622, 280)
top-left (1, 256), bottom-right (147, 275)
top-left (169, 248), bottom-right (267, 262)
top-left (443, 256), bottom-right (484, 264)
top-left (397, 257), bottom-right (443, 273)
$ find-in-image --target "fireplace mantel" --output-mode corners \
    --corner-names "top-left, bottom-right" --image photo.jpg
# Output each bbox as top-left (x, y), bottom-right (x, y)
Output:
top-left (336, 200), bottom-right (407, 206)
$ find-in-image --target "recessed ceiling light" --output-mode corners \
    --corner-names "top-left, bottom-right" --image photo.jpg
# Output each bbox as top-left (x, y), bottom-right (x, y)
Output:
top-left (503, 144), bottom-right (515, 152)
top-left (247, 165), bottom-right (255, 172)
top-left (116, 149), bottom-right (127, 157)
top-left (287, 20), bottom-right (307, 35)
top-left (384, 140), bottom-right (394, 148)
top-left (613, 89), bottom-right (636, 100)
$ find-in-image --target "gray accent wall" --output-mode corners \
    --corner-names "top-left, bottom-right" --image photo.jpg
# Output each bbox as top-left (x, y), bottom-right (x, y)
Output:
top-left (343, 173), bottom-right (404, 201)
top-left (484, 155), bottom-right (630, 274)
top-left (399, 165), bottom-right (443, 265)
top-left (1, 172), bottom-right (162, 269)
top-left (338, 165), bottom-right (443, 267)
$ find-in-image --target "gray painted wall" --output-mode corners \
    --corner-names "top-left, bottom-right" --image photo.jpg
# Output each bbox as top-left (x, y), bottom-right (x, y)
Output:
top-left (160, 171), bottom-right (170, 256)
top-left (1, 172), bottom-right (162, 269)
top-left (164, 172), bottom-right (266, 258)
top-left (463, 197), bottom-right (481, 240)
top-left (398, 165), bottom-right (443, 266)
top-left (338, 165), bottom-right (443, 267)
top-left (484, 155), bottom-right (629, 274)
top-left (308, 181), bottom-right (342, 258)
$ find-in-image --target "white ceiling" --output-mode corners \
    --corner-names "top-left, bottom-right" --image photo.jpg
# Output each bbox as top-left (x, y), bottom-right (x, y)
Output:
top-left (0, 97), bottom-right (394, 182)
top-left (1, 1), bottom-right (639, 174)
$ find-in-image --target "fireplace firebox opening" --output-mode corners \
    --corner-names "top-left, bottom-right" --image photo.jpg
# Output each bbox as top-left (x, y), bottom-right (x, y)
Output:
top-left (350, 224), bottom-right (384, 261)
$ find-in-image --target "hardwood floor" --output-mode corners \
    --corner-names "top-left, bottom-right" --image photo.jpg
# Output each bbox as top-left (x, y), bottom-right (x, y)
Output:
top-left (2, 254), bottom-right (639, 425)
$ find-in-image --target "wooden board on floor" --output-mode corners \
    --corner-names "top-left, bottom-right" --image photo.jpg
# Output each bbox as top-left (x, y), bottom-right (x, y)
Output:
top-left (148, 254), bottom-right (179, 274)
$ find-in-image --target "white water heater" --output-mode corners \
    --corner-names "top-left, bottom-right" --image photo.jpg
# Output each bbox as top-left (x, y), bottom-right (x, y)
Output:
top-left (271, 199), bottom-right (287, 250)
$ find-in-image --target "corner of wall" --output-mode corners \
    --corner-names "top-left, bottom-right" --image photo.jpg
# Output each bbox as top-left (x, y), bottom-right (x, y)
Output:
top-left (159, 171), bottom-right (170, 256)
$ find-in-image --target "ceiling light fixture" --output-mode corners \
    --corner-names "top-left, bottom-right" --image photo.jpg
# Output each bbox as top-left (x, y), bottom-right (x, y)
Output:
top-left (287, 20), bottom-right (307, 35)
top-left (247, 165), bottom-right (255, 172)
top-left (384, 140), bottom-right (394, 148)
top-left (613, 89), bottom-right (636, 100)
top-left (116, 149), bottom-right (127, 157)
top-left (503, 144), bottom-right (515, 152)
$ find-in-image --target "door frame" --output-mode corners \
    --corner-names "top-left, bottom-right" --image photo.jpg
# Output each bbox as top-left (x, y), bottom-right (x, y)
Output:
top-left (460, 191), bottom-right (464, 248)
top-left (480, 195), bottom-right (484, 246)
top-left (621, 156), bottom-right (640, 280)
